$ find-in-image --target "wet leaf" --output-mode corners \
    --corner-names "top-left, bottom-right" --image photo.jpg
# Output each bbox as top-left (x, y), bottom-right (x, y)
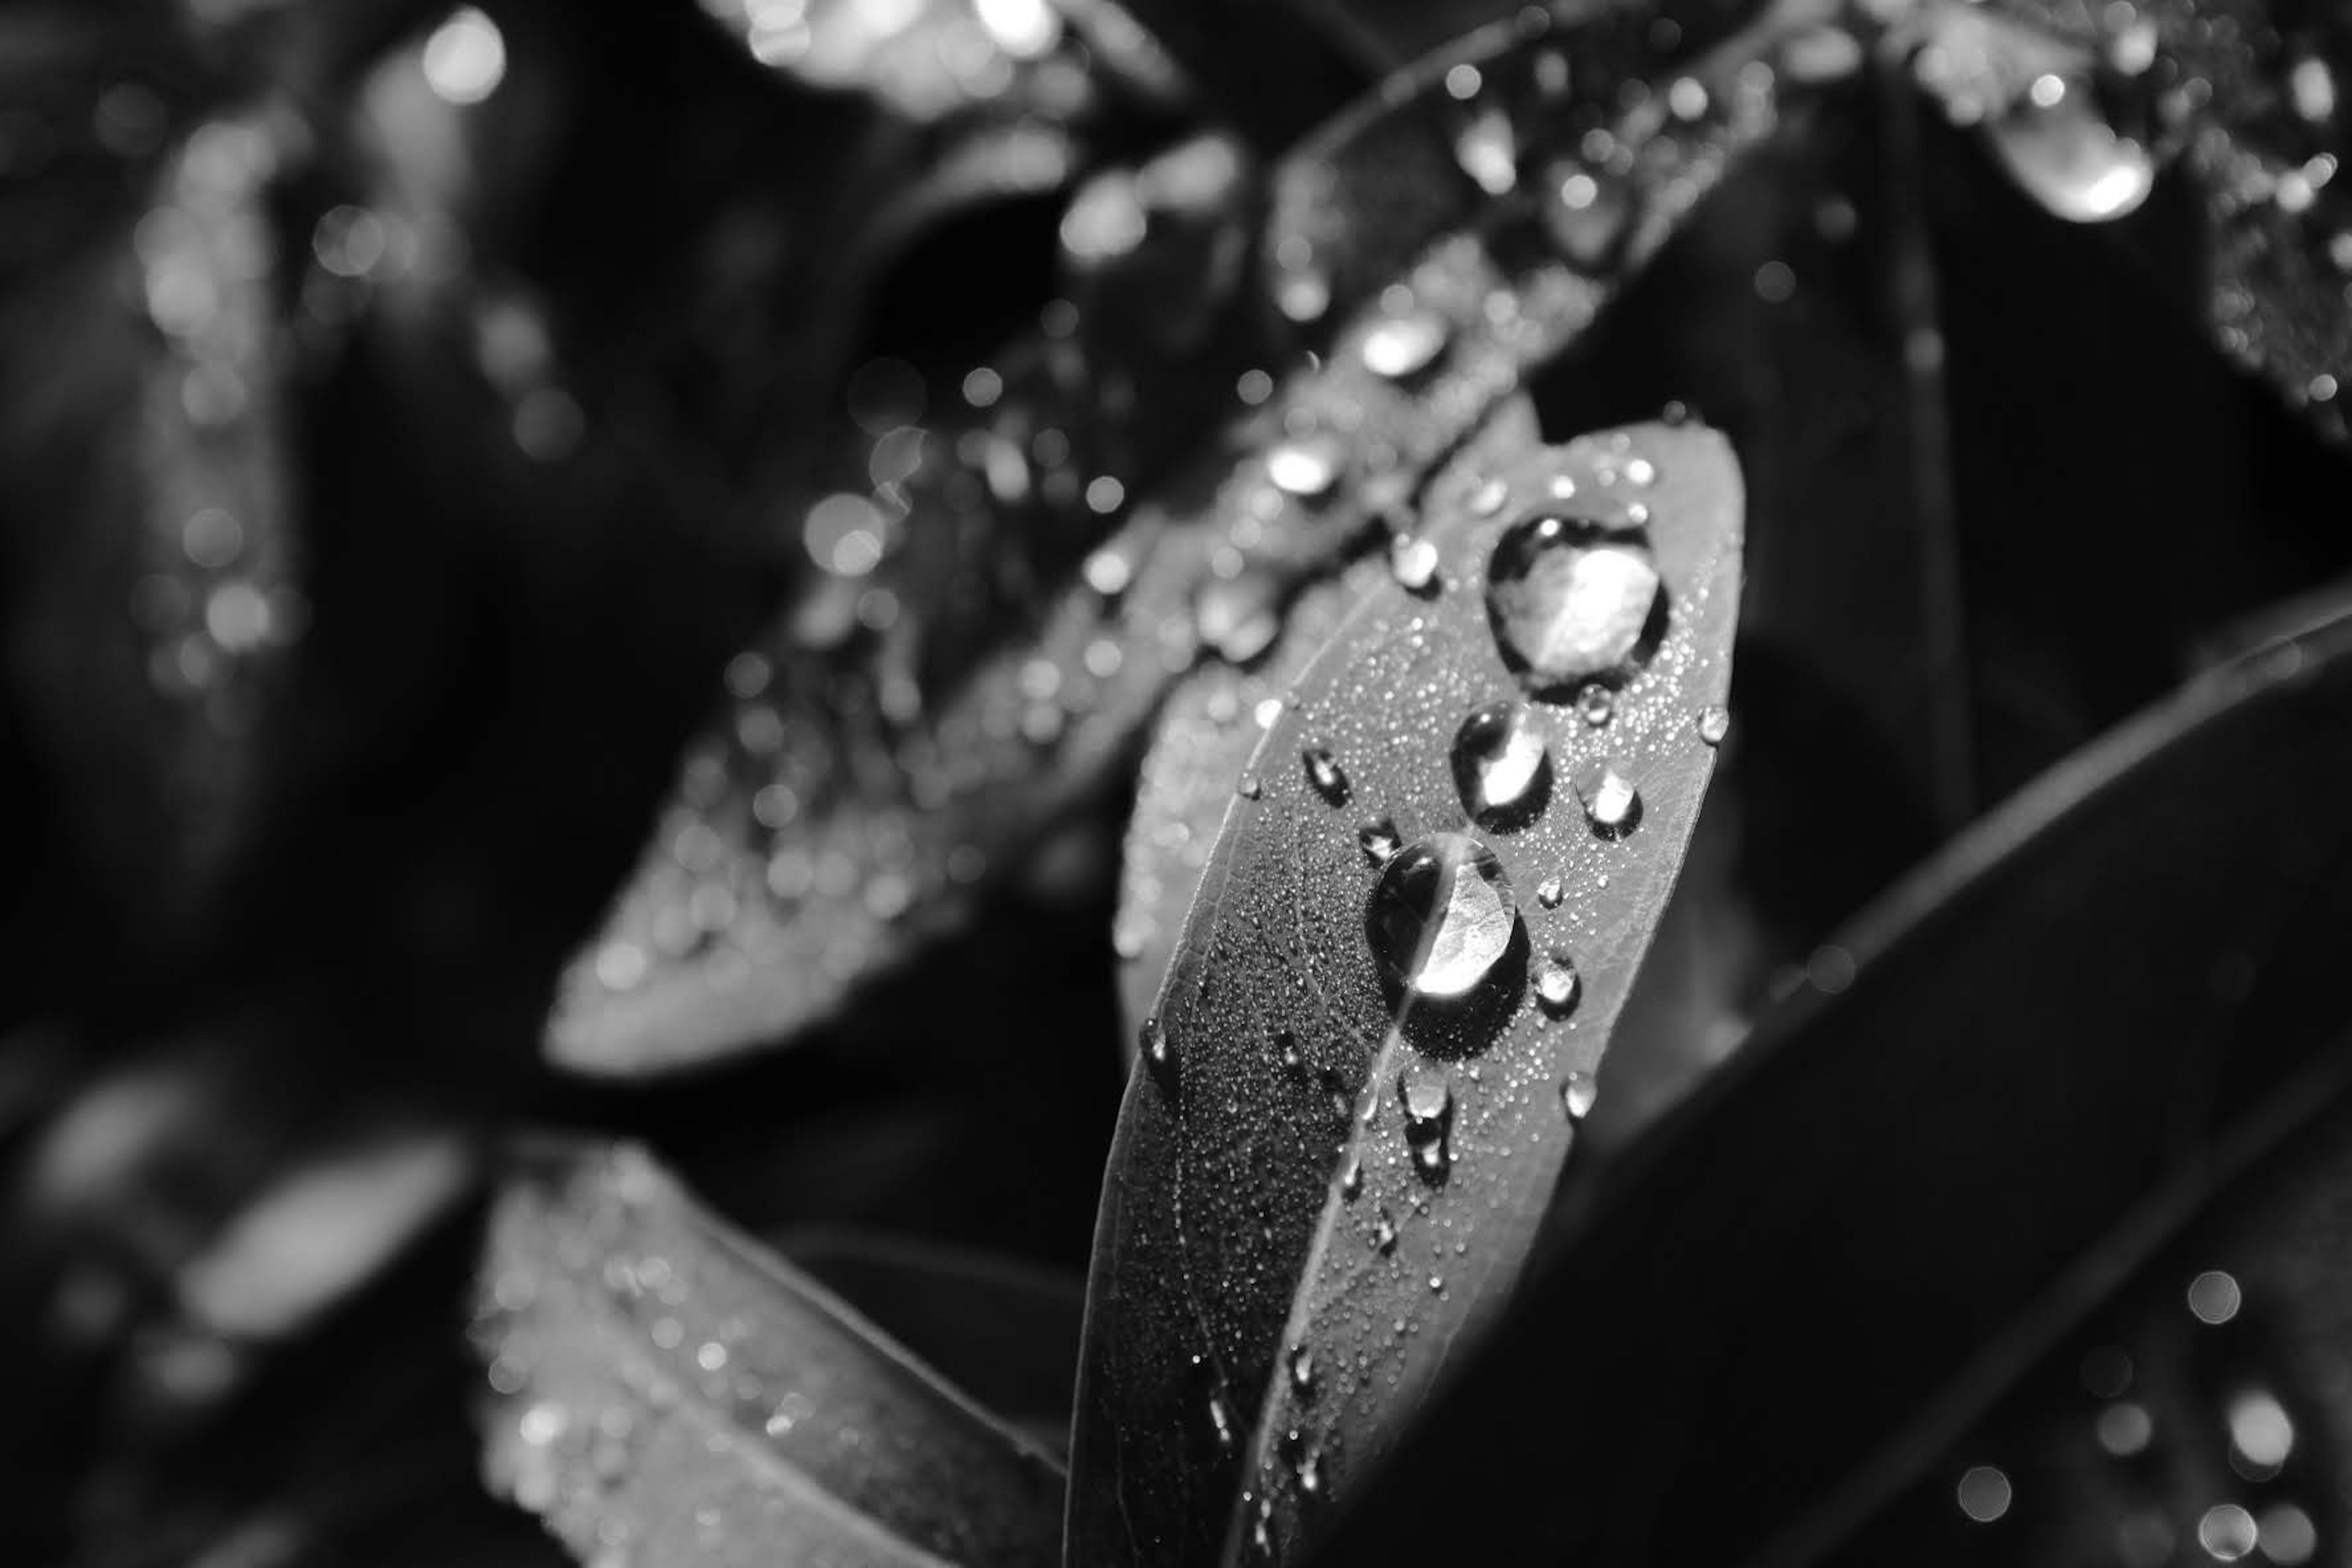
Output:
top-left (1069, 418), bottom-right (1744, 1564)
top-left (1313, 599), bottom-right (2352, 1565)
top-left (548, 9), bottom-right (1784, 1077)
top-left (474, 1142), bottom-right (1064, 1567)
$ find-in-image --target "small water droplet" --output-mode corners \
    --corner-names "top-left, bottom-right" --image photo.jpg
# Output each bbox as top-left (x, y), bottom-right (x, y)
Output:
top-left (1302, 745), bottom-right (1350, 805)
top-left (1575, 763), bottom-right (1642, 837)
top-left (1237, 773), bottom-right (1264, 801)
top-left (1196, 574), bottom-right (1281, 663)
top-left (1140, 1017), bottom-right (1170, 1071)
top-left (1983, 72), bottom-right (2155, 224)
top-left (1559, 1071), bottom-right (1597, 1120)
top-left (1536, 876), bottom-right (1564, 910)
top-left (1365, 834), bottom-right (1519, 999)
top-left (1273, 1028), bottom-right (1304, 1078)
top-left (1534, 954), bottom-right (1580, 1016)
top-left (1287, 1344), bottom-right (1314, 1395)
top-left (1359, 310), bottom-right (1449, 380)
top-left (2095, 1400), bottom-right (2153, 1457)
top-left (1208, 1392), bottom-right (1235, 1448)
top-left (1338, 1155), bottom-right (1362, 1200)
top-left (1267, 436), bottom-right (1343, 499)
top-left (1450, 702), bottom-right (1552, 830)
top-left (1397, 1062), bottom-right (1452, 1182)
top-left (1296, 1447), bottom-right (1322, 1496)
top-left (1697, 704), bottom-right (1730, 745)
top-left (1485, 513), bottom-right (1662, 698)
top-left (1389, 533), bottom-right (1441, 595)
top-left (1547, 164), bottom-right (1634, 270)
top-left (1371, 1207), bottom-right (1398, 1253)
top-left (1469, 478), bottom-right (1509, 516)
top-left (1623, 456), bottom-right (1657, 486)
top-left (1276, 266), bottom-right (1330, 323)
top-left (1358, 815), bottom-right (1401, 867)
top-left (1577, 685), bottom-right (1615, 727)
top-left (1454, 108), bottom-right (1518, 195)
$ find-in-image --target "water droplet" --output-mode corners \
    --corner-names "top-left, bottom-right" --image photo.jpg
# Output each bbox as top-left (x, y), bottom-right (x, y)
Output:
top-left (1237, 773), bottom-right (1264, 801)
top-left (1397, 1063), bottom-right (1452, 1182)
top-left (1359, 310), bottom-right (1449, 380)
top-left (1485, 513), bottom-right (1662, 698)
top-left (2226, 1389), bottom-right (2294, 1476)
top-left (1267, 437), bottom-right (1343, 499)
top-left (1371, 1207), bottom-right (1397, 1253)
top-left (1338, 1155), bottom-right (1362, 1200)
top-left (1287, 1344), bottom-right (1314, 1395)
top-left (1955, 1464), bottom-right (2011, 1523)
top-left (1295, 1447), bottom-right (1322, 1496)
top-left (1983, 73), bottom-right (2155, 224)
top-left (1575, 763), bottom-right (1642, 837)
top-left (1365, 834), bottom-right (1519, 1000)
top-left (1536, 876), bottom-right (1564, 910)
top-left (1196, 574), bottom-right (1281, 663)
top-left (1273, 1028), bottom-right (1304, 1077)
top-left (1623, 456), bottom-right (1657, 486)
top-left (1276, 266), bottom-right (1330, 323)
top-left (1577, 685), bottom-right (1614, 727)
top-left (1468, 478), bottom-right (1508, 516)
top-left (1455, 108), bottom-right (1517, 195)
top-left (1389, 533), bottom-right (1441, 595)
top-left (1697, 704), bottom-right (1730, 745)
top-left (1559, 1071), bottom-right (1597, 1119)
top-left (2187, 1268), bottom-right (2241, 1324)
top-left (1547, 164), bottom-right (1634, 270)
top-left (1302, 745), bottom-right (1350, 805)
top-left (2197, 1503), bottom-right (2256, 1562)
top-left (1450, 702), bottom-right (1552, 830)
top-left (1534, 954), bottom-right (1580, 1016)
top-left (1208, 1392), bottom-right (1235, 1448)
top-left (1358, 816), bottom-right (1401, 867)
top-left (1140, 1017), bottom-right (1170, 1071)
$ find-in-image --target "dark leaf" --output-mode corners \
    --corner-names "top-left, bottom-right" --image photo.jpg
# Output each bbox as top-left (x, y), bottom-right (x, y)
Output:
top-left (548, 6), bottom-right (1785, 1078)
top-left (779, 1228), bottom-right (1087, 1435)
top-left (1313, 597), bottom-right (2352, 1565)
top-left (474, 1142), bottom-right (1064, 1566)
top-left (1070, 418), bottom-right (1745, 1565)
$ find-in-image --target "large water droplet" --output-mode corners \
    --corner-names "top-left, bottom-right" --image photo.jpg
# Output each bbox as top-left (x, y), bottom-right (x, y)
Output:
top-left (1359, 309), bottom-right (1449, 380)
top-left (1575, 763), bottom-right (1642, 837)
top-left (1302, 745), bottom-right (1350, 805)
top-left (1365, 834), bottom-right (1518, 1000)
top-left (1984, 73), bottom-right (2155, 224)
top-left (1697, 704), bottom-right (1730, 745)
top-left (1450, 702), bottom-right (1551, 830)
top-left (1485, 513), bottom-right (1662, 698)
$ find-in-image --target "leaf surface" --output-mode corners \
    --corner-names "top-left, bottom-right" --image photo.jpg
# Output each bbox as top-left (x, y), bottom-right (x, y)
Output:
top-left (474, 1144), bottom-right (1063, 1567)
top-left (1070, 418), bottom-right (1745, 1564)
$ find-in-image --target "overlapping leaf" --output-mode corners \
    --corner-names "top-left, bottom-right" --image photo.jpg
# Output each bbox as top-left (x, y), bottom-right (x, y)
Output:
top-left (474, 1142), bottom-right (1065, 1567)
top-left (1314, 596), bottom-right (2352, 1564)
top-left (1070, 419), bottom-right (1744, 1564)
top-left (550, 4), bottom-right (1787, 1077)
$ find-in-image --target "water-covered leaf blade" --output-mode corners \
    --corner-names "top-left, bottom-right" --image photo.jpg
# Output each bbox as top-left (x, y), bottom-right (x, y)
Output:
top-left (473, 1143), bottom-right (1063, 1567)
top-left (1070, 419), bottom-right (1744, 1564)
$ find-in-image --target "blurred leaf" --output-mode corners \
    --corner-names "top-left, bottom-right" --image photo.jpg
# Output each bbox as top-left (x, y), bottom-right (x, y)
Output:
top-left (1313, 594), bottom-right (2352, 1565)
top-left (474, 1142), bottom-right (1064, 1566)
top-left (1069, 419), bottom-right (1744, 1564)
top-left (548, 6), bottom-right (1784, 1079)
top-left (779, 1227), bottom-right (1087, 1434)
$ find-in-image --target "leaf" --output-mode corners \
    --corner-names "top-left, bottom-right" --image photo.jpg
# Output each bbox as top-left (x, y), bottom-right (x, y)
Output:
top-left (1069, 417), bottom-right (1746, 1565)
top-left (548, 6), bottom-right (1786, 1077)
top-left (473, 1142), bottom-right (1064, 1567)
top-left (778, 1228), bottom-right (1087, 1434)
top-left (1822, 1069), bottom-right (2352, 1565)
top-left (1311, 597), bottom-right (2352, 1565)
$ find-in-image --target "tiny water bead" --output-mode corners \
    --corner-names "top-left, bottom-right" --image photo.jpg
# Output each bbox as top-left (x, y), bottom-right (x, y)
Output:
top-left (1534, 955), bottom-right (1580, 1017)
top-left (1302, 745), bottom-right (1351, 805)
top-left (1359, 309), bottom-right (1449, 381)
top-left (1575, 763), bottom-right (1642, 837)
top-left (1559, 1071), bottom-right (1597, 1119)
top-left (1365, 834), bottom-right (1518, 1000)
top-left (1484, 512), bottom-right (1662, 699)
top-left (1358, 816), bottom-right (1401, 867)
top-left (1450, 702), bottom-right (1552, 830)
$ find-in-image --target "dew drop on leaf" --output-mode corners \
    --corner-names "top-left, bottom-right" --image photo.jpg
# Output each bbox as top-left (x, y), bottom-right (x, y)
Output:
top-left (1559, 1071), bottom-right (1597, 1120)
top-left (1697, 703), bottom-right (1730, 745)
top-left (1359, 309), bottom-right (1449, 381)
top-left (1371, 1207), bottom-right (1398, 1254)
top-left (1983, 72), bottom-right (2155, 224)
top-left (1389, 533), bottom-right (1441, 595)
top-left (1575, 763), bottom-right (1642, 838)
top-left (1365, 833), bottom-right (1518, 1000)
top-left (1358, 815), bottom-right (1401, 867)
top-left (1398, 1062), bottom-right (1453, 1183)
top-left (1287, 1344), bottom-right (1314, 1395)
top-left (1449, 701), bottom-right (1553, 829)
top-left (1534, 954), bottom-right (1580, 1017)
top-left (1484, 513), bottom-right (1662, 698)
top-left (1536, 875), bottom-right (1564, 910)
top-left (1237, 772), bottom-right (1264, 801)
top-left (1302, 745), bottom-right (1351, 805)
top-left (1266, 436), bottom-right (1344, 499)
